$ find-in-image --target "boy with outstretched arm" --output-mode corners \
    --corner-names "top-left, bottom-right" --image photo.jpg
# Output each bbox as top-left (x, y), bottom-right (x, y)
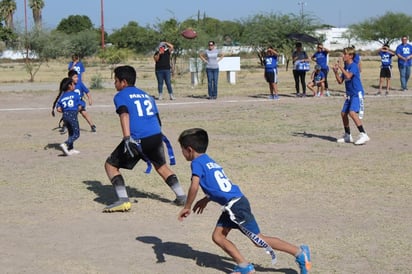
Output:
top-left (177, 128), bottom-right (312, 274)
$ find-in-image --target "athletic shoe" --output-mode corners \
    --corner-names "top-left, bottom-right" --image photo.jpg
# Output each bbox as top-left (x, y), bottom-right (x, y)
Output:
top-left (103, 200), bottom-right (131, 212)
top-left (325, 90), bottom-right (331, 97)
top-left (173, 195), bottom-right (187, 206)
top-left (91, 125), bottom-right (97, 132)
top-left (69, 149), bottom-right (80, 155)
top-left (296, 245), bottom-right (312, 274)
top-left (268, 94), bottom-right (274, 99)
top-left (60, 143), bottom-right (70, 156)
top-left (169, 94), bottom-right (175, 100)
top-left (385, 91), bottom-right (389, 96)
top-left (375, 91), bottom-right (381, 96)
top-left (354, 133), bottom-right (370, 145)
top-left (274, 95), bottom-right (280, 100)
top-left (231, 263), bottom-right (255, 274)
top-left (337, 133), bottom-right (353, 143)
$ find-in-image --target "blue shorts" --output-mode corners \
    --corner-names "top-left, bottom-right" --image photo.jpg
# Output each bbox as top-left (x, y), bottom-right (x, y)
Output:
top-left (341, 95), bottom-right (362, 113)
top-left (216, 196), bottom-right (260, 235)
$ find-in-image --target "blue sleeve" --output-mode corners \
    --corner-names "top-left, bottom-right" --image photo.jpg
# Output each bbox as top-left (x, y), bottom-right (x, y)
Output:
top-left (80, 82), bottom-right (89, 93)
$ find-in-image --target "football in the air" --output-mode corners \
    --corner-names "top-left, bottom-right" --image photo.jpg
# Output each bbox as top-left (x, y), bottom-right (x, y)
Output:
top-left (181, 28), bottom-right (197, 39)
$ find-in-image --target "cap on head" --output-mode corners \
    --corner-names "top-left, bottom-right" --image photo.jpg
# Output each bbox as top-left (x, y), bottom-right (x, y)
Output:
top-left (315, 64), bottom-right (321, 70)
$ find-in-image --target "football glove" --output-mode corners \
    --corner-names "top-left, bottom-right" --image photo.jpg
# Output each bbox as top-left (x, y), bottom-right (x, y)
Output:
top-left (123, 136), bottom-right (139, 157)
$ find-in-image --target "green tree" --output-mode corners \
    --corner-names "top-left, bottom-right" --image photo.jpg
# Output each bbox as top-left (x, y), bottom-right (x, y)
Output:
top-left (97, 46), bottom-right (131, 78)
top-left (0, 0), bottom-right (16, 29)
top-left (240, 13), bottom-right (318, 68)
top-left (56, 15), bottom-right (94, 34)
top-left (108, 21), bottom-right (156, 53)
top-left (67, 30), bottom-right (100, 58)
top-left (28, 0), bottom-right (44, 29)
top-left (349, 12), bottom-right (412, 45)
top-left (19, 29), bottom-right (57, 82)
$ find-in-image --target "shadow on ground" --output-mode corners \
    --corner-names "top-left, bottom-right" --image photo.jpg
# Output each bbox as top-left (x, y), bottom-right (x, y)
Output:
top-left (292, 131), bottom-right (337, 142)
top-left (136, 236), bottom-right (297, 274)
top-left (83, 180), bottom-right (172, 205)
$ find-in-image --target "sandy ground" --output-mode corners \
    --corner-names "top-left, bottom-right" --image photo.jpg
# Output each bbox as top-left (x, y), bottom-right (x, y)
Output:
top-left (1, 71), bottom-right (412, 274)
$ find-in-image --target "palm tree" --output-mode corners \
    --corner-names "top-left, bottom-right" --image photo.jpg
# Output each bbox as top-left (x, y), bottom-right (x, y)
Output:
top-left (28, 0), bottom-right (44, 29)
top-left (0, 0), bottom-right (17, 29)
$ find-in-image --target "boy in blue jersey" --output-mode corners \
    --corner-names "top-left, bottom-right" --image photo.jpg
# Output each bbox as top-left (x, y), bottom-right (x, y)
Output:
top-left (311, 43), bottom-right (330, 96)
top-left (395, 36), bottom-right (412, 91)
top-left (103, 65), bottom-right (186, 212)
top-left (68, 70), bottom-right (96, 132)
top-left (56, 77), bottom-right (82, 156)
top-left (68, 54), bottom-right (85, 83)
top-left (177, 128), bottom-right (312, 274)
top-left (264, 46), bottom-right (279, 100)
top-left (333, 47), bottom-right (370, 145)
top-left (307, 64), bottom-right (325, 97)
top-left (377, 44), bottom-right (395, 96)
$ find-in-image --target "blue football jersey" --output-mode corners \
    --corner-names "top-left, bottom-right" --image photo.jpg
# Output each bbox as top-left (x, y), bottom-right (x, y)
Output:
top-left (68, 61), bottom-right (85, 82)
top-left (379, 51), bottom-right (394, 68)
top-left (343, 62), bottom-right (364, 97)
top-left (314, 71), bottom-right (325, 82)
top-left (312, 51), bottom-right (329, 69)
top-left (264, 55), bottom-right (278, 71)
top-left (395, 43), bottom-right (412, 66)
top-left (114, 86), bottom-right (161, 139)
top-left (73, 82), bottom-right (89, 107)
top-left (191, 154), bottom-right (244, 205)
top-left (57, 91), bottom-right (81, 112)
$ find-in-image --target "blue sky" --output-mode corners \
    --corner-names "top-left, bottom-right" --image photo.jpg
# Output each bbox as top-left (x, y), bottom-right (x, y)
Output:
top-left (13, 0), bottom-right (412, 33)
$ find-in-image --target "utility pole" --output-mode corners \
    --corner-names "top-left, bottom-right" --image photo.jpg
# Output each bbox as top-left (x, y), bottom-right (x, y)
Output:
top-left (24, 0), bottom-right (27, 34)
top-left (297, 1), bottom-right (306, 23)
top-left (101, 0), bottom-right (105, 49)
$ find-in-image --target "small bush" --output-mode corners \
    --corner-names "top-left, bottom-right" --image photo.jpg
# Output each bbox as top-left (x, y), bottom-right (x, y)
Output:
top-left (90, 73), bottom-right (103, 89)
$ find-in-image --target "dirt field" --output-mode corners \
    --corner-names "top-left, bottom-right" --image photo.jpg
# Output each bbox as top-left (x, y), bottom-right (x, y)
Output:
top-left (0, 58), bottom-right (411, 274)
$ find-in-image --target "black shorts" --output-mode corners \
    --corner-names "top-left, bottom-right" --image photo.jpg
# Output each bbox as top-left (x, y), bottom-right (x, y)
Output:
top-left (264, 69), bottom-right (278, 83)
top-left (106, 133), bottom-right (166, 170)
top-left (380, 67), bottom-right (392, 78)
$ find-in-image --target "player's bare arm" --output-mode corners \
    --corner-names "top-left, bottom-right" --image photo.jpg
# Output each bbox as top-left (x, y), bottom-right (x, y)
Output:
top-left (119, 112), bottom-right (131, 138)
top-left (178, 176), bottom-right (200, 221)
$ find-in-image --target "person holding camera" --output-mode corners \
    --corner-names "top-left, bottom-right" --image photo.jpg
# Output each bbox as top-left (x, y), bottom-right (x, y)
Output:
top-left (154, 41), bottom-right (175, 100)
top-left (377, 44), bottom-right (395, 96)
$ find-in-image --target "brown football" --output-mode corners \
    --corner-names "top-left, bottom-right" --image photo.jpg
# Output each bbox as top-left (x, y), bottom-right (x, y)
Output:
top-left (181, 28), bottom-right (197, 39)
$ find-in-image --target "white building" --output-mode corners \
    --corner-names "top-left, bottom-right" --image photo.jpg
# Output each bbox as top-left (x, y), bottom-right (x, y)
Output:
top-left (315, 27), bottom-right (398, 51)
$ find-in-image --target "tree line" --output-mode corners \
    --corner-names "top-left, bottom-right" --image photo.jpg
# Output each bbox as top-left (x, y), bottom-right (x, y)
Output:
top-left (1, 0), bottom-right (412, 81)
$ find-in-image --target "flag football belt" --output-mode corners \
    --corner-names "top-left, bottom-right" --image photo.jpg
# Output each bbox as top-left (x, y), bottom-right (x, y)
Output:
top-left (139, 134), bottom-right (176, 174)
top-left (223, 197), bottom-right (277, 264)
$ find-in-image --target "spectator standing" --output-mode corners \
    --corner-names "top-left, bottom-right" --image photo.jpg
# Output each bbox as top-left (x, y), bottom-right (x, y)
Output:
top-left (311, 43), bottom-right (330, 96)
top-left (395, 36), bottom-right (412, 91)
top-left (264, 46), bottom-right (280, 100)
top-left (292, 42), bottom-right (310, 97)
top-left (154, 41), bottom-right (175, 100)
top-left (200, 41), bottom-right (224, 99)
top-left (377, 44), bottom-right (395, 96)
